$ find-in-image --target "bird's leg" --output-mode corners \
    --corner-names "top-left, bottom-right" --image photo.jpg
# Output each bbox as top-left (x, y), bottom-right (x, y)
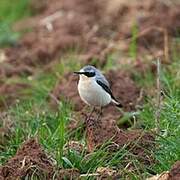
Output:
top-left (87, 107), bottom-right (95, 120)
top-left (96, 107), bottom-right (103, 121)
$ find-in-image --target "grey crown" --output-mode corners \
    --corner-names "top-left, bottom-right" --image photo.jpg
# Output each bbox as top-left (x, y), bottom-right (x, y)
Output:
top-left (82, 65), bottom-right (110, 87)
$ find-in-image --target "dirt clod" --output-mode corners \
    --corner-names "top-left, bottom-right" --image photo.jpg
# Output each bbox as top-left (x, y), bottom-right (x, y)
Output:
top-left (96, 167), bottom-right (120, 179)
top-left (169, 161), bottom-right (180, 180)
top-left (64, 140), bottom-right (85, 154)
top-left (85, 116), bottom-right (155, 165)
top-left (57, 168), bottom-right (80, 180)
top-left (147, 172), bottom-right (169, 180)
top-left (0, 138), bottom-right (54, 179)
top-left (147, 161), bottom-right (180, 180)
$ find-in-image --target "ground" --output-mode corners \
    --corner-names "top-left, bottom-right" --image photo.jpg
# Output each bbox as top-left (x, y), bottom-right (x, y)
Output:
top-left (0, 0), bottom-right (180, 179)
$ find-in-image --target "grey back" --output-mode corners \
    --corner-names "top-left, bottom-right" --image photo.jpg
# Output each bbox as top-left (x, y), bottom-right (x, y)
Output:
top-left (82, 65), bottom-right (110, 87)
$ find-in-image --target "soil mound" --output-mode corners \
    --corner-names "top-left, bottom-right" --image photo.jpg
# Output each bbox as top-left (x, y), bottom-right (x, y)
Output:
top-left (169, 161), bottom-right (180, 180)
top-left (0, 138), bottom-right (54, 179)
top-left (85, 116), bottom-right (155, 165)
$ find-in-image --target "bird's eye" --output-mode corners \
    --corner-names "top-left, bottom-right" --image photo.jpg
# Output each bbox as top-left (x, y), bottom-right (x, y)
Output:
top-left (85, 72), bottom-right (95, 77)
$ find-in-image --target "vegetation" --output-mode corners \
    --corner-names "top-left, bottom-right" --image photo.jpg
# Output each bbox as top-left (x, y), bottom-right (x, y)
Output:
top-left (0, 0), bottom-right (31, 46)
top-left (0, 0), bottom-right (179, 179)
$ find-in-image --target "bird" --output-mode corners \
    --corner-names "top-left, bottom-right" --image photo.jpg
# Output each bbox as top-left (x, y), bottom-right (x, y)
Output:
top-left (74, 65), bottom-right (122, 119)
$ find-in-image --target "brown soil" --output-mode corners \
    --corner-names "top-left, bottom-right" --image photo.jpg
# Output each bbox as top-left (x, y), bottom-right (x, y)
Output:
top-left (168, 161), bottom-right (180, 180)
top-left (135, 2), bottom-right (180, 49)
top-left (0, 83), bottom-right (30, 109)
top-left (85, 116), bottom-right (155, 161)
top-left (0, 138), bottom-right (54, 179)
top-left (85, 116), bottom-right (155, 179)
top-left (50, 72), bottom-right (82, 111)
top-left (1, 0), bottom-right (179, 78)
top-left (84, 114), bottom-right (155, 177)
top-left (57, 168), bottom-right (80, 180)
top-left (105, 70), bottom-right (141, 111)
top-left (1, 0), bottom-right (106, 78)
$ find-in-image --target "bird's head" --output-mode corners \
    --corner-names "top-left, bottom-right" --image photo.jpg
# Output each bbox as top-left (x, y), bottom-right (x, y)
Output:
top-left (74, 65), bottom-right (96, 80)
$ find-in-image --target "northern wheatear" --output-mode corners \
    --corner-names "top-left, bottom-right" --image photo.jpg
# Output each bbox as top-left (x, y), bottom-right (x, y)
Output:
top-left (74, 65), bottom-right (122, 118)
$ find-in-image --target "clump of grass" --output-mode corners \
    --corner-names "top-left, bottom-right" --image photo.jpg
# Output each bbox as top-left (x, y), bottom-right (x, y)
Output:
top-left (0, 38), bottom-right (180, 179)
top-left (138, 51), bottom-right (180, 173)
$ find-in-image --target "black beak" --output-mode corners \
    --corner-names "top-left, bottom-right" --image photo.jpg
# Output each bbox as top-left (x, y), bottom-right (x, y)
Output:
top-left (74, 71), bottom-right (84, 75)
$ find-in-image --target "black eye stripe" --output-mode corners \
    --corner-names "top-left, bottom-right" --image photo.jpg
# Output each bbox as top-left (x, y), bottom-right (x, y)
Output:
top-left (84, 72), bottom-right (95, 77)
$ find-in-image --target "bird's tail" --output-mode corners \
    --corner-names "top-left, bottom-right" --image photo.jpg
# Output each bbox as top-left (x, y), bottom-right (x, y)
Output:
top-left (112, 99), bottom-right (123, 108)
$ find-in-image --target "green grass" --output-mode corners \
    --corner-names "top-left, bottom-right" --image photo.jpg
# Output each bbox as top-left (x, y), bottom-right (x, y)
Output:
top-left (0, 2), bottom-right (180, 178)
top-left (0, 52), bottom-right (179, 179)
top-left (0, 0), bottom-right (31, 46)
top-left (153, 61), bottom-right (180, 172)
top-left (129, 22), bottom-right (138, 60)
top-left (0, 0), bottom-right (31, 22)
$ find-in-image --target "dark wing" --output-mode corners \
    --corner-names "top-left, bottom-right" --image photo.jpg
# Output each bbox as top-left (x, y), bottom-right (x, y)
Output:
top-left (96, 80), bottom-right (123, 107)
top-left (96, 80), bottom-right (116, 101)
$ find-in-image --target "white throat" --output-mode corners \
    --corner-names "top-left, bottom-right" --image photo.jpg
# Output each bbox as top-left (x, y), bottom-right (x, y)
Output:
top-left (79, 74), bottom-right (94, 83)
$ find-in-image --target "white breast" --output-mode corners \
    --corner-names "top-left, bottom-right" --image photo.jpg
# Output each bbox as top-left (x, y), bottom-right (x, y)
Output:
top-left (78, 76), bottom-right (111, 107)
